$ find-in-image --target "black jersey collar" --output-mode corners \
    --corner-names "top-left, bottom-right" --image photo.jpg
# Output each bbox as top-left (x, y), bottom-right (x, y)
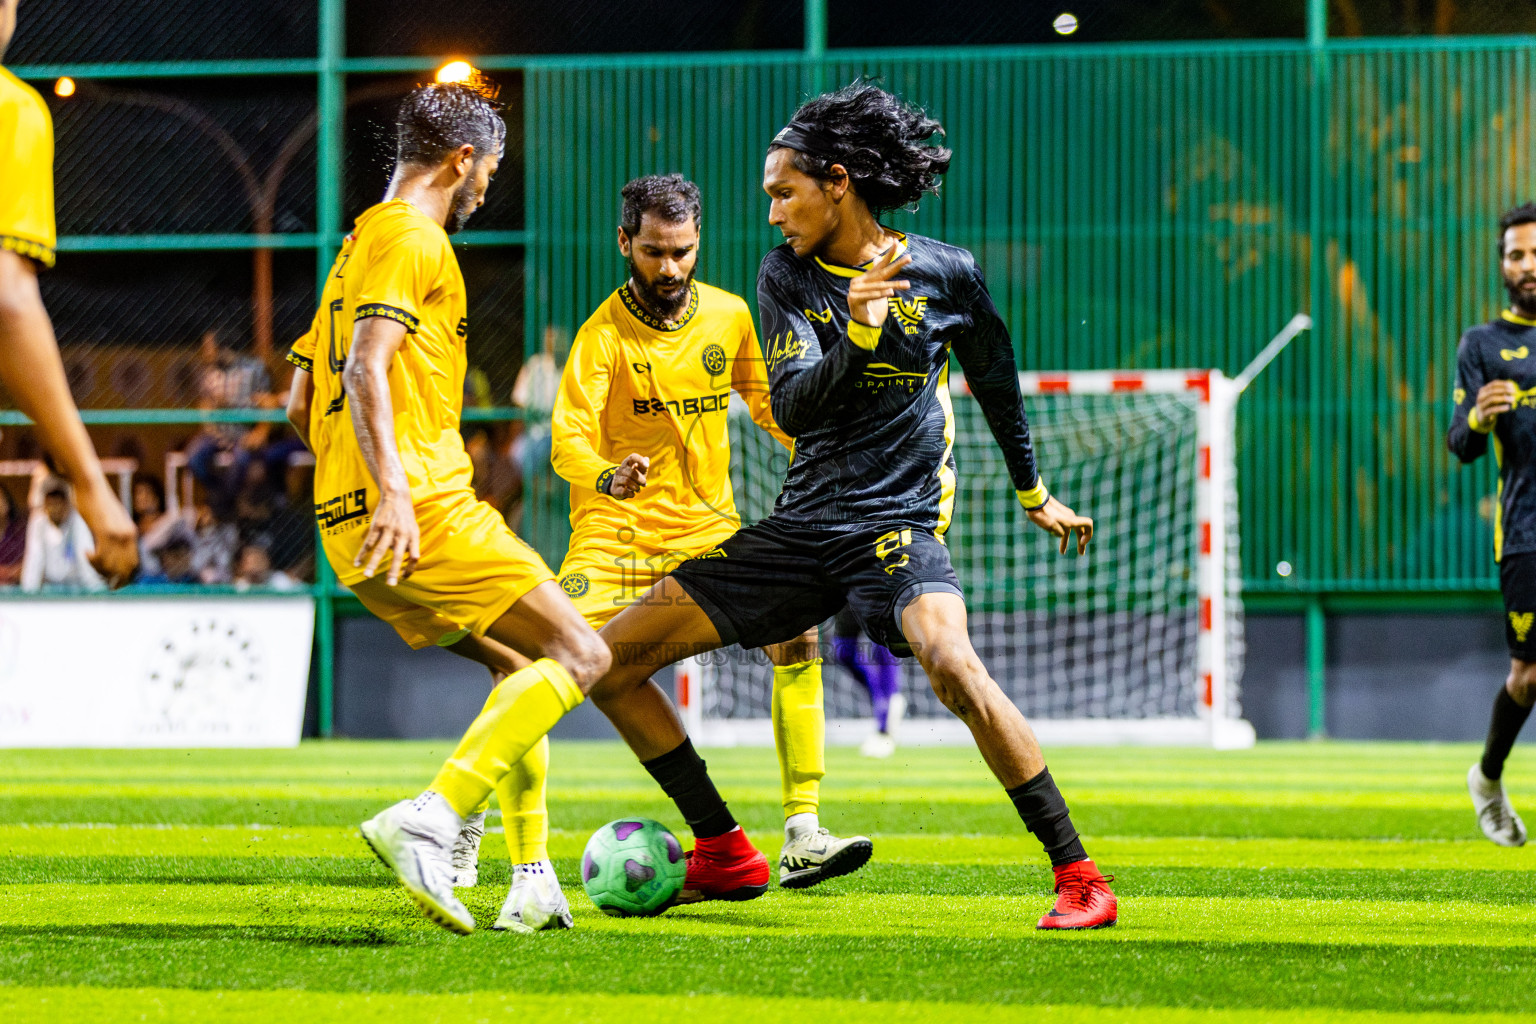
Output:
top-left (813, 232), bottom-right (909, 279)
top-left (619, 282), bottom-right (699, 331)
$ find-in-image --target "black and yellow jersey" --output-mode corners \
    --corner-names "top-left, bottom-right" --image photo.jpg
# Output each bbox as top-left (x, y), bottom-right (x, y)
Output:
top-left (1449, 311), bottom-right (1536, 560)
top-left (757, 232), bottom-right (1043, 535)
top-left (0, 66), bottom-right (56, 269)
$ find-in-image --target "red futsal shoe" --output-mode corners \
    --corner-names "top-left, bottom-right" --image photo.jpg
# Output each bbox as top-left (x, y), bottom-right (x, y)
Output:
top-left (674, 827), bottom-right (770, 904)
top-left (1036, 859), bottom-right (1117, 930)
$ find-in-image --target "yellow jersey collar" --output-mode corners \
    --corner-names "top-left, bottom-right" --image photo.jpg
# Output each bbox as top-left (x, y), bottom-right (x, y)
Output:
top-left (1503, 309), bottom-right (1536, 327)
top-left (618, 281), bottom-right (699, 332)
top-left (814, 232), bottom-right (908, 279)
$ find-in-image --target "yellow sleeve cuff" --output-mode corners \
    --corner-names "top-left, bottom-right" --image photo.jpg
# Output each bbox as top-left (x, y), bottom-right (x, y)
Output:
top-left (1470, 407), bottom-right (1493, 434)
top-left (847, 320), bottom-right (882, 351)
top-left (1017, 480), bottom-right (1050, 511)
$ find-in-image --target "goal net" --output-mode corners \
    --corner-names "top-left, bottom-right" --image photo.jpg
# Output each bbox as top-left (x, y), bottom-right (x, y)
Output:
top-left (678, 369), bottom-right (1253, 749)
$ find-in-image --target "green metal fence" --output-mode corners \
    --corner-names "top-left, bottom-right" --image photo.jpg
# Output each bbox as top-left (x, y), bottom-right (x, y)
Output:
top-left (11, 0), bottom-right (1536, 733)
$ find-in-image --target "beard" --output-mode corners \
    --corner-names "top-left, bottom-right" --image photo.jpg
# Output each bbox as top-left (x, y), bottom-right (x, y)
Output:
top-left (446, 176), bottom-right (481, 235)
top-left (627, 257), bottom-right (695, 321)
top-left (1507, 272), bottom-right (1536, 313)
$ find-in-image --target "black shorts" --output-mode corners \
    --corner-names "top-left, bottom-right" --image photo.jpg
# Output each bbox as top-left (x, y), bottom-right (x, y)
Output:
top-left (669, 515), bottom-right (962, 657)
top-left (1502, 553), bottom-right (1536, 660)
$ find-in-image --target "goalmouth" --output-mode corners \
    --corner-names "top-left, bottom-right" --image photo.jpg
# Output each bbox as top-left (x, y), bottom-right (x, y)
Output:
top-left (679, 368), bottom-right (1256, 750)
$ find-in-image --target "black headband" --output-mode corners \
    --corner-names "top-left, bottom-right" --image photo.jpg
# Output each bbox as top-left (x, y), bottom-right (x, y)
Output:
top-left (770, 120), bottom-right (840, 158)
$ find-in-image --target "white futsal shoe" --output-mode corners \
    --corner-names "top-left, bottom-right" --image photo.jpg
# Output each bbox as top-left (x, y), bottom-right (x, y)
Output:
top-left (360, 793), bottom-right (476, 934)
top-left (1468, 763), bottom-right (1528, 847)
top-left (451, 810), bottom-right (487, 887)
top-left (492, 860), bottom-right (574, 933)
top-left (778, 827), bottom-right (873, 889)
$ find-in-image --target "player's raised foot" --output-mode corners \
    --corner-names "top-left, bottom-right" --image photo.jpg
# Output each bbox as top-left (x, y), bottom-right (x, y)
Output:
top-left (860, 731), bottom-right (896, 758)
top-left (492, 860), bottom-right (574, 933)
top-left (778, 827), bottom-right (874, 889)
top-left (451, 810), bottom-right (486, 887)
top-left (1036, 859), bottom-right (1117, 930)
top-left (359, 794), bottom-right (475, 935)
top-left (1468, 764), bottom-right (1528, 847)
top-left (673, 826), bottom-right (770, 904)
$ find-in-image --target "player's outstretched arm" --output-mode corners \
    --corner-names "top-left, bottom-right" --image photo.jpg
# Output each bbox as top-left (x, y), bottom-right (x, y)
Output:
top-left (1448, 334), bottom-right (1494, 463)
top-left (343, 316), bottom-right (418, 585)
top-left (950, 256), bottom-right (1091, 556)
top-left (0, 250), bottom-right (138, 586)
top-left (286, 367), bottom-right (314, 452)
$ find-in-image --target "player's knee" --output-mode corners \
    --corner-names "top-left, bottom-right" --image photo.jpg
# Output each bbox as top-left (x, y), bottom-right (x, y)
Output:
top-left (548, 627), bottom-right (610, 693)
top-left (920, 642), bottom-right (986, 710)
top-left (768, 627), bottom-right (819, 667)
top-left (1509, 660), bottom-right (1536, 703)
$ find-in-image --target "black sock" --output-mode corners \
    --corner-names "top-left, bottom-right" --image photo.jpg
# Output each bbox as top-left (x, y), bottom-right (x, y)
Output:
top-left (1481, 686), bottom-right (1534, 781)
top-left (641, 738), bottom-right (737, 839)
top-left (1007, 768), bottom-right (1087, 867)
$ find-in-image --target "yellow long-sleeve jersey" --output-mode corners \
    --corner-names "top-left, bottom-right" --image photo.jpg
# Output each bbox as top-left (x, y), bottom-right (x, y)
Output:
top-left (551, 280), bottom-right (789, 557)
top-left (0, 66), bottom-right (57, 269)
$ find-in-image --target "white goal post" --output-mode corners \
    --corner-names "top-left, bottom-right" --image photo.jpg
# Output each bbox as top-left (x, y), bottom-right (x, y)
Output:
top-left (677, 368), bottom-right (1255, 750)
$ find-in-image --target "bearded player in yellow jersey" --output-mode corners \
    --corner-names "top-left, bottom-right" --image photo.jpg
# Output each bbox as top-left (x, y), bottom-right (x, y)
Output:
top-left (469, 175), bottom-right (872, 931)
top-left (0, 0), bottom-right (137, 585)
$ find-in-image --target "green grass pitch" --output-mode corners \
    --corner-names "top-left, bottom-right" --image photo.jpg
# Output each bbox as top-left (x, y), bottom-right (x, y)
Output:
top-left (2, 740), bottom-right (1534, 1022)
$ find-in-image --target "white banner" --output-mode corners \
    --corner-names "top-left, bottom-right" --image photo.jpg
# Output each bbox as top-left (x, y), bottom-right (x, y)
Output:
top-left (0, 597), bottom-right (314, 747)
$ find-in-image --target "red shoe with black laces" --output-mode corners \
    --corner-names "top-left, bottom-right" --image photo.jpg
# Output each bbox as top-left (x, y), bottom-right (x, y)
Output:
top-left (1036, 858), bottom-right (1117, 930)
top-left (673, 827), bottom-right (770, 904)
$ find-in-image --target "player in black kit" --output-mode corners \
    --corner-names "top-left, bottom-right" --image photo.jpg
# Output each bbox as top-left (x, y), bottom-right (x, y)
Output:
top-left (1453, 201), bottom-right (1536, 847)
top-left (586, 84), bottom-right (1117, 929)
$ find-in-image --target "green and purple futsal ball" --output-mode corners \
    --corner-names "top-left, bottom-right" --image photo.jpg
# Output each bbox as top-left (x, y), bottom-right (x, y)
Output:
top-left (581, 817), bottom-right (687, 916)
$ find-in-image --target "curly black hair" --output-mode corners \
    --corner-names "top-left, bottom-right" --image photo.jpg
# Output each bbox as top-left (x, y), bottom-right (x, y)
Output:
top-left (395, 79), bottom-right (506, 168)
top-left (1500, 201), bottom-right (1536, 256)
top-left (771, 83), bottom-right (951, 216)
top-left (620, 173), bottom-right (702, 237)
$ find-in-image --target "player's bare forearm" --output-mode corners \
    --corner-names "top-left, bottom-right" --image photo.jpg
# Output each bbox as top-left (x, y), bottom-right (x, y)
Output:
top-left (344, 319), bottom-right (412, 500)
top-left (0, 253), bottom-right (112, 496)
top-left (344, 318), bottom-right (419, 583)
top-left (0, 252), bottom-right (138, 585)
top-left (286, 368), bottom-right (314, 451)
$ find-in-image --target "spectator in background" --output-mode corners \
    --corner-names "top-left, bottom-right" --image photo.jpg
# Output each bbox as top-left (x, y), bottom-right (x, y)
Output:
top-left (21, 479), bottom-right (103, 592)
top-left (137, 535), bottom-right (198, 585)
top-left (189, 501), bottom-right (238, 584)
top-left (0, 485), bottom-right (26, 585)
top-left (265, 456), bottom-right (315, 583)
top-left (131, 473), bottom-right (170, 577)
top-left (232, 540), bottom-right (299, 592)
top-left (187, 330), bottom-right (279, 517)
top-left (508, 325), bottom-right (566, 531)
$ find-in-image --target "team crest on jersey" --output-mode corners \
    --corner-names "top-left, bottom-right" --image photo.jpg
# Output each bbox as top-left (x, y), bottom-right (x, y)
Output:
top-left (1513, 612), bottom-right (1534, 643)
top-left (561, 573), bottom-right (591, 598)
top-left (702, 343), bottom-right (727, 376)
top-left (1503, 346), bottom-right (1530, 361)
top-left (890, 296), bottom-right (928, 334)
top-left (804, 307), bottom-right (834, 323)
top-left (1454, 388), bottom-right (1467, 405)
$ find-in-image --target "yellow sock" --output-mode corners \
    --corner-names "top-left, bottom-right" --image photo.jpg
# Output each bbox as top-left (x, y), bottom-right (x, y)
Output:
top-left (496, 734), bottom-right (550, 864)
top-left (772, 658), bottom-right (825, 818)
top-left (430, 658), bottom-right (583, 818)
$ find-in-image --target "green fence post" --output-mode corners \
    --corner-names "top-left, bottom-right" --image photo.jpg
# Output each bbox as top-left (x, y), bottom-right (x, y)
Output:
top-left (1306, 595), bottom-right (1327, 739)
top-left (804, 0), bottom-right (826, 92)
top-left (314, 0), bottom-right (345, 737)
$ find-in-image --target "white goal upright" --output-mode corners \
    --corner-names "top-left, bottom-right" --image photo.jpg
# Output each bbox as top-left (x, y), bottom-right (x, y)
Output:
top-left (676, 368), bottom-right (1255, 750)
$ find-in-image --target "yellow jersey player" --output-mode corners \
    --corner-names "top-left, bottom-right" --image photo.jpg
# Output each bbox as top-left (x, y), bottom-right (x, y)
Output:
top-left (0, 0), bottom-right (136, 585)
top-left (287, 83), bottom-right (769, 935)
top-left (285, 80), bottom-right (610, 935)
top-left (478, 175), bottom-right (872, 932)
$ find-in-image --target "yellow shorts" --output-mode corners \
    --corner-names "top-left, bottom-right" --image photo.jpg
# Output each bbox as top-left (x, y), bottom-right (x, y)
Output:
top-left (556, 542), bottom-right (709, 630)
top-left (341, 492), bottom-right (555, 650)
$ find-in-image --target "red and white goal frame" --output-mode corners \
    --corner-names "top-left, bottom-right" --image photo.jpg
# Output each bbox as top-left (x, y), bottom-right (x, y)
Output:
top-left (676, 367), bottom-right (1255, 750)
